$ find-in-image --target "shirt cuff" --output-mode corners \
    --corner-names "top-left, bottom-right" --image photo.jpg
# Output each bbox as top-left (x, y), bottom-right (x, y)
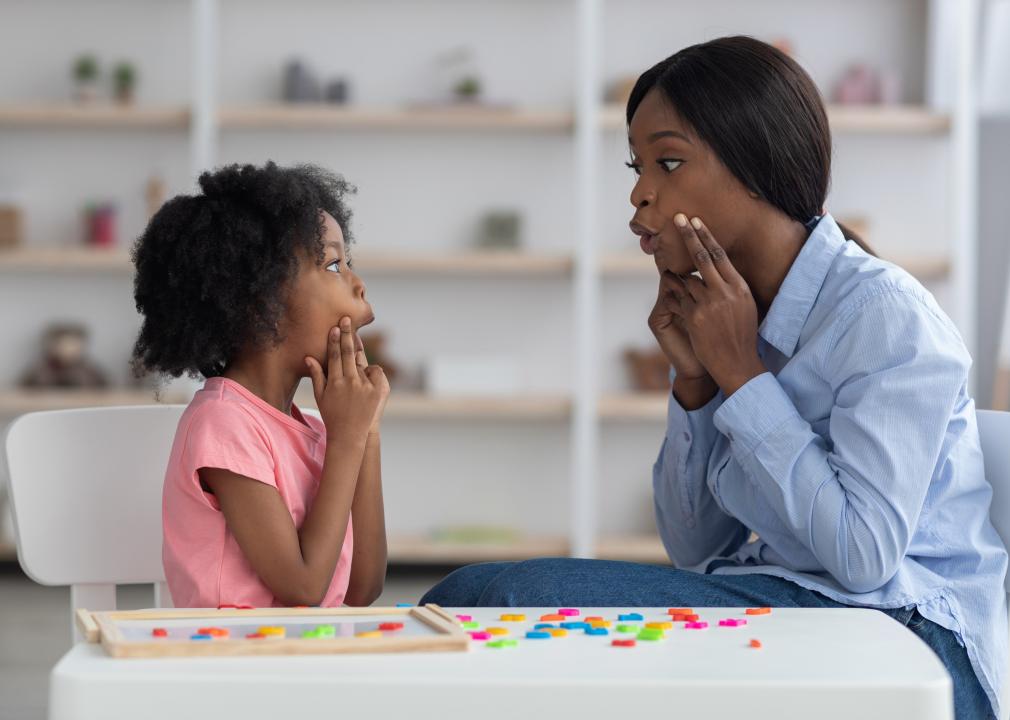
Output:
top-left (713, 372), bottom-right (800, 454)
top-left (667, 385), bottom-right (723, 449)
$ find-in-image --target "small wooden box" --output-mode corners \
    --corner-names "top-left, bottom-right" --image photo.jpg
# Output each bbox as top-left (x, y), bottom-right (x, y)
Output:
top-left (0, 205), bottom-right (23, 248)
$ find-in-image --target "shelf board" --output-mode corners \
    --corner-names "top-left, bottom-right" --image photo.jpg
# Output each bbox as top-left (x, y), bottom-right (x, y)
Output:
top-left (352, 251), bottom-right (573, 275)
top-left (0, 104), bottom-right (190, 129)
top-left (0, 247), bottom-right (133, 272)
top-left (388, 535), bottom-right (569, 564)
top-left (596, 534), bottom-right (669, 564)
top-left (0, 248), bottom-right (572, 276)
top-left (220, 105), bottom-right (574, 131)
top-left (599, 393), bottom-right (669, 422)
top-left (295, 389), bottom-right (572, 421)
top-left (0, 389), bottom-right (187, 415)
top-left (600, 104), bottom-right (951, 134)
top-left (601, 251), bottom-right (952, 283)
top-left (387, 533), bottom-right (668, 564)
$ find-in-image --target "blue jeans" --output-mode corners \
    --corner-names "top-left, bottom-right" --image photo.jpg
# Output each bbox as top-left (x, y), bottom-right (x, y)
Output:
top-left (420, 558), bottom-right (995, 720)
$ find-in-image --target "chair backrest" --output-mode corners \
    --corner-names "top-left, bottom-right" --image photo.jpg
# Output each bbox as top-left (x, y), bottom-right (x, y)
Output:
top-left (978, 409), bottom-right (1010, 595)
top-left (4, 405), bottom-right (186, 632)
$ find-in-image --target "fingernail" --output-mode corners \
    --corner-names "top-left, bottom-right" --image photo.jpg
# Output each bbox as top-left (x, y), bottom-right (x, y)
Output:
top-left (332, 327), bottom-right (339, 338)
top-left (690, 217), bottom-right (702, 229)
top-left (675, 213), bottom-right (688, 227)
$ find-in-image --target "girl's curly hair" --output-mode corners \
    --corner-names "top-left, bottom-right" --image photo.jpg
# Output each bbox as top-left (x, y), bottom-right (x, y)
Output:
top-left (131, 161), bottom-right (355, 380)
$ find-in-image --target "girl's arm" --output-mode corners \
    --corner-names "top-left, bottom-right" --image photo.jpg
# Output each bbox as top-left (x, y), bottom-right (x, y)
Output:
top-left (343, 432), bottom-right (387, 605)
top-left (201, 428), bottom-right (367, 606)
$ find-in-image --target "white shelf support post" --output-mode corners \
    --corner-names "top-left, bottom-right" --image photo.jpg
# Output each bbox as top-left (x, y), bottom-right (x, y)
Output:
top-left (951, 0), bottom-right (981, 389)
top-left (570, 0), bottom-right (603, 559)
top-left (191, 0), bottom-right (218, 181)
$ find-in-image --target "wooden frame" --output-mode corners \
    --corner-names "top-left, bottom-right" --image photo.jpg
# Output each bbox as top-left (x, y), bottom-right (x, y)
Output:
top-left (75, 604), bottom-right (468, 658)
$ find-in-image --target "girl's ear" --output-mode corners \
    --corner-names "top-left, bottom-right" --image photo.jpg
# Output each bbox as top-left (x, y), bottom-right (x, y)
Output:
top-left (748, 190), bottom-right (760, 199)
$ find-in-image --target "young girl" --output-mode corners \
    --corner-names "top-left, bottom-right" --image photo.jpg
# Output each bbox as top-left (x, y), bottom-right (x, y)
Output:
top-left (132, 162), bottom-right (389, 608)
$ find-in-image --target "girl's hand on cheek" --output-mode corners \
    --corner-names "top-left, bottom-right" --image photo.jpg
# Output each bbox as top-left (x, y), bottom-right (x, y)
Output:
top-left (354, 331), bottom-right (389, 435)
top-left (304, 317), bottom-right (385, 445)
top-left (673, 214), bottom-right (766, 396)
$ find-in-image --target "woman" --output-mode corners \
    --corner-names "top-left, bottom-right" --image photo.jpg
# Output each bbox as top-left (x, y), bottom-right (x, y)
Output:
top-left (420, 36), bottom-right (1006, 720)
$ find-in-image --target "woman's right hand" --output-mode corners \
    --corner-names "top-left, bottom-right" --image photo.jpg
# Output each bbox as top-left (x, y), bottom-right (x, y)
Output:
top-left (648, 272), bottom-right (718, 409)
top-left (305, 317), bottom-right (387, 444)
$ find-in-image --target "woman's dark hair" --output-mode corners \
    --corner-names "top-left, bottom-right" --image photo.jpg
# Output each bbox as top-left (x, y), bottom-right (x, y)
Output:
top-left (627, 35), bottom-right (874, 255)
top-left (131, 161), bottom-right (355, 380)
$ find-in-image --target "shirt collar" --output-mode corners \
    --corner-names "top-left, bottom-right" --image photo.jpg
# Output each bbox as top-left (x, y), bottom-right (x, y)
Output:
top-left (758, 213), bottom-right (847, 358)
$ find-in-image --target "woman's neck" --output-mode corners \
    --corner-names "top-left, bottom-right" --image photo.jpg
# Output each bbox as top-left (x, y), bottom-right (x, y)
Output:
top-left (222, 350), bottom-right (301, 415)
top-left (729, 212), bottom-right (810, 319)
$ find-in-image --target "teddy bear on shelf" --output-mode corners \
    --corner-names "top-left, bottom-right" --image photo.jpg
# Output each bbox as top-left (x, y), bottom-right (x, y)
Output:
top-left (20, 323), bottom-right (108, 389)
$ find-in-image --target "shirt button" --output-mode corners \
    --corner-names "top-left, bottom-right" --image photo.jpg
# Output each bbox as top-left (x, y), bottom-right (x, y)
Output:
top-left (682, 432), bottom-right (691, 443)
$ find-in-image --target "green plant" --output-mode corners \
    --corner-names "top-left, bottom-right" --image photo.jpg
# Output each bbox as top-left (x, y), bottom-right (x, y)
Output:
top-left (113, 62), bottom-right (136, 92)
top-left (454, 76), bottom-right (481, 99)
top-left (73, 55), bottom-right (99, 83)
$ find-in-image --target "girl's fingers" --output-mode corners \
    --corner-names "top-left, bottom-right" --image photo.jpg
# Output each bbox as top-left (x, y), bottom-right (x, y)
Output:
top-left (305, 356), bottom-right (325, 398)
top-left (339, 318), bottom-right (357, 378)
top-left (327, 325), bottom-right (343, 379)
top-left (690, 216), bottom-right (745, 286)
top-left (675, 213), bottom-right (723, 286)
top-left (354, 332), bottom-right (367, 369)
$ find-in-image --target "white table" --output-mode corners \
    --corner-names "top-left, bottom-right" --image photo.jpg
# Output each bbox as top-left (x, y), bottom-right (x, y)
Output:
top-left (49, 606), bottom-right (952, 720)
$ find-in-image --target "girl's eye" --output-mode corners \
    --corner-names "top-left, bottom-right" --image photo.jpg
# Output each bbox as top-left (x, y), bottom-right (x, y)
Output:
top-left (659, 159), bottom-right (683, 173)
top-left (325, 259), bottom-right (342, 274)
top-left (625, 161), bottom-right (642, 177)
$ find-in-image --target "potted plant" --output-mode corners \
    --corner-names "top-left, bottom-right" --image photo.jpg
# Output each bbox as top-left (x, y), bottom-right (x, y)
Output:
top-left (72, 54), bottom-right (99, 103)
top-left (113, 62), bottom-right (137, 104)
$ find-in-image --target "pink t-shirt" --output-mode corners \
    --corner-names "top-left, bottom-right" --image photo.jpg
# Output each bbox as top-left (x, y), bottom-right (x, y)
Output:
top-left (162, 376), bottom-right (353, 608)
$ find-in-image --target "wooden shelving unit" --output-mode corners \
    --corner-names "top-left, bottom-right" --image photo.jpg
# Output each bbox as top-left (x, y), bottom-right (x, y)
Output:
top-left (0, 389), bottom-right (187, 415)
top-left (294, 389), bottom-right (572, 421)
top-left (600, 252), bottom-right (953, 283)
top-left (387, 533), bottom-right (668, 565)
top-left (220, 105), bottom-right (573, 132)
top-left (600, 103), bottom-right (952, 135)
top-left (599, 393), bottom-right (669, 422)
top-left (0, 248), bottom-right (572, 276)
top-left (0, 104), bottom-right (190, 130)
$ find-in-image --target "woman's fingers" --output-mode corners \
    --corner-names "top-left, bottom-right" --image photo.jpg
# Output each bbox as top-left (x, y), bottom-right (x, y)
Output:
top-left (675, 213), bottom-right (723, 286)
top-left (690, 216), bottom-right (745, 286)
top-left (339, 317), bottom-right (358, 378)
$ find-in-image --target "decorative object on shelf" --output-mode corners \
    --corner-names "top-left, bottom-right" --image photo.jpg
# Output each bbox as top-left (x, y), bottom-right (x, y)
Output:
top-left (833, 64), bottom-right (880, 105)
top-left (83, 202), bottom-right (118, 247)
top-left (475, 210), bottom-right (522, 251)
top-left (112, 61), bottom-right (138, 104)
top-left (624, 347), bottom-right (671, 392)
top-left (604, 75), bottom-right (637, 105)
top-left (0, 201), bottom-right (23, 249)
top-left (324, 77), bottom-right (350, 104)
top-left (360, 331), bottom-right (400, 386)
top-left (20, 322), bottom-right (108, 389)
top-left (432, 47), bottom-right (484, 105)
top-left (72, 54), bottom-right (100, 103)
top-left (145, 175), bottom-right (166, 220)
top-left (282, 59), bottom-right (322, 103)
top-left (832, 64), bottom-right (901, 105)
top-left (426, 355), bottom-right (520, 396)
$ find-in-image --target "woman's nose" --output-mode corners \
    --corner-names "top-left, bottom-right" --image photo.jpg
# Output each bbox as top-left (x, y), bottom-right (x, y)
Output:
top-left (630, 179), bottom-right (655, 209)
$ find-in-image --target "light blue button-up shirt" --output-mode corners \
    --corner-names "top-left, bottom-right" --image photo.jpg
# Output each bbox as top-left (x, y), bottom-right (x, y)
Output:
top-left (654, 213), bottom-right (1008, 716)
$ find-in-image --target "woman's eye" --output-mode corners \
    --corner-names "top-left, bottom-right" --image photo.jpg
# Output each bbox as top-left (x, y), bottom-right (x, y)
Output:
top-left (659, 159), bottom-right (683, 173)
top-left (624, 161), bottom-right (642, 177)
top-left (325, 259), bottom-right (342, 274)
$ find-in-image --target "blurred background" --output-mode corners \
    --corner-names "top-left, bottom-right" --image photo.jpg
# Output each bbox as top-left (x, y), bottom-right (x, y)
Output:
top-left (1, 0), bottom-right (1008, 717)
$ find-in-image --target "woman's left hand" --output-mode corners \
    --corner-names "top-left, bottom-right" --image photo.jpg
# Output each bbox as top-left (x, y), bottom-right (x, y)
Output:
top-left (671, 213), bottom-right (767, 397)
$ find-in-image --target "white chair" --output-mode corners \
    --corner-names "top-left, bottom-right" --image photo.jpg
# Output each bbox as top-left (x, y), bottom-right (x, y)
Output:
top-left (977, 409), bottom-right (1010, 719)
top-left (4, 405), bottom-right (186, 640)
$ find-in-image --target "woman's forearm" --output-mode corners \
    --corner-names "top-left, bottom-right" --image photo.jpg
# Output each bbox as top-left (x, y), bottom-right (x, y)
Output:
top-left (344, 432), bottom-right (387, 605)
